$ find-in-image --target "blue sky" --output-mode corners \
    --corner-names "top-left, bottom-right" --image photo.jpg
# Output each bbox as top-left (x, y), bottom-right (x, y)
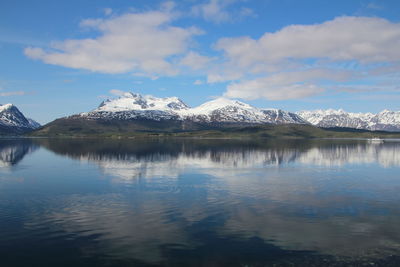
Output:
top-left (1, 0), bottom-right (400, 124)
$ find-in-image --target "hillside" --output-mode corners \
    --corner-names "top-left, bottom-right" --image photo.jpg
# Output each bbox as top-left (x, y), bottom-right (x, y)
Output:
top-left (30, 117), bottom-right (400, 139)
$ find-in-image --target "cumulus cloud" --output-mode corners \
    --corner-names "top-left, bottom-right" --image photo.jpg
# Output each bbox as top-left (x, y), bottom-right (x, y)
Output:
top-left (214, 16), bottom-right (400, 100)
top-left (207, 72), bottom-right (242, 83)
top-left (25, 10), bottom-right (201, 76)
top-left (180, 51), bottom-right (213, 70)
top-left (224, 69), bottom-right (344, 100)
top-left (191, 0), bottom-right (254, 23)
top-left (226, 81), bottom-right (323, 100)
top-left (216, 16), bottom-right (400, 65)
top-left (193, 79), bottom-right (203, 85)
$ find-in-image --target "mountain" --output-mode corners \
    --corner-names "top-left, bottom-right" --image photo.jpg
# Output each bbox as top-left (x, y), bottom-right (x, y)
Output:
top-left (0, 104), bottom-right (41, 135)
top-left (80, 92), bottom-right (306, 125)
top-left (261, 109), bottom-right (307, 124)
top-left (297, 109), bottom-right (400, 132)
top-left (81, 92), bottom-right (188, 121)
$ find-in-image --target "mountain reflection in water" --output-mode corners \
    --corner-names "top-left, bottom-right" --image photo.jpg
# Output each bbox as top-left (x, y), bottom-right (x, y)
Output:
top-left (0, 139), bottom-right (38, 168)
top-left (0, 138), bottom-right (400, 266)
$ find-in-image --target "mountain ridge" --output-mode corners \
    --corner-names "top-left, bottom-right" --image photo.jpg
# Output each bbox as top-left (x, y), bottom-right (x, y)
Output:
top-left (80, 93), bottom-right (307, 125)
top-left (297, 109), bottom-right (400, 132)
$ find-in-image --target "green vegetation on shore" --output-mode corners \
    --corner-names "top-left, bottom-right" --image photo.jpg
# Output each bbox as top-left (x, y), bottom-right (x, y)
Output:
top-left (28, 117), bottom-right (400, 139)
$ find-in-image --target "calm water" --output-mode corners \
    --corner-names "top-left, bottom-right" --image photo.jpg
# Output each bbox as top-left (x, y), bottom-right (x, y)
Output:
top-left (1, 138), bottom-right (400, 266)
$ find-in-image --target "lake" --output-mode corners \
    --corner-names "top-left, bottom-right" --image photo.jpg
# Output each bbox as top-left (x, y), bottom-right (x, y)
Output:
top-left (1, 138), bottom-right (400, 266)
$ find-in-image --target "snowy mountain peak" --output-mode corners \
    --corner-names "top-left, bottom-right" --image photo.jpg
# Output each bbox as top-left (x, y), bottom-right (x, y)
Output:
top-left (0, 103), bottom-right (14, 112)
top-left (123, 92), bottom-right (140, 98)
top-left (379, 109), bottom-right (392, 114)
top-left (0, 103), bottom-right (40, 133)
top-left (95, 92), bottom-right (189, 113)
top-left (189, 97), bottom-right (253, 114)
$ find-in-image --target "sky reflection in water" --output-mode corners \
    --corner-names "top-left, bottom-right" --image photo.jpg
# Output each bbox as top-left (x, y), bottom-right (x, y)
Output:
top-left (0, 138), bottom-right (400, 266)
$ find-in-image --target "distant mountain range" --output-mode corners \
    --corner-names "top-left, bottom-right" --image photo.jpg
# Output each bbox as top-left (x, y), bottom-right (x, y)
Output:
top-left (0, 104), bottom-right (40, 135)
top-left (297, 109), bottom-right (400, 132)
top-left (2, 93), bottom-right (400, 136)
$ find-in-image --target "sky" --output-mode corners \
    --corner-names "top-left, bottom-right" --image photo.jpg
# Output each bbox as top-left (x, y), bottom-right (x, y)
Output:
top-left (1, 0), bottom-right (400, 124)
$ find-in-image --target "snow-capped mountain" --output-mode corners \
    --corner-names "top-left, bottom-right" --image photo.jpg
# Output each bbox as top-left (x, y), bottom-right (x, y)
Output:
top-left (0, 104), bottom-right (41, 134)
top-left (97, 92), bottom-right (189, 112)
top-left (181, 98), bottom-right (272, 123)
top-left (261, 109), bottom-right (308, 124)
top-left (81, 93), bottom-right (306, 125)
top-left (81, 92), bottom-right (188, 121)
top-left (297, 109), bottom-right (400, 132)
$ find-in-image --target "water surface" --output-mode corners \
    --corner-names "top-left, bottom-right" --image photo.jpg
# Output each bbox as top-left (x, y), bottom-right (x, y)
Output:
top-left (1, 138), bottom-right (400, 266)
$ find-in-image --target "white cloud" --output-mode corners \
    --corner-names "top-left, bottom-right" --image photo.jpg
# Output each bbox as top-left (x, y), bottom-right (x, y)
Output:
top-left (335, 84), bottom-right (400, 93)
top-left (366, 3), bottom-right (383, 10)
top-left (191, 0), bottom-right (254, 23)
top-left (132, 72), bottom-right (159, 80)
top-left (25, 10), bottom-right (201, 76)
top-left (109, 89), bottom-right (126, 96)
top-left (216, 16), bottom-right (400, 66)
top-left (192, 0), bottom-right (230, 23)
top-left (160, 1), bottom-right (176, 12)
top-left (239, 7), bottom-right (256, 18)
top-left (213, 16), bottom-right (400, 100)
top-left (180, 51), bottom-right (213, 70)
top-left (193, 79), bottom-right (203, 85)
top-left (226, 82), bottom-right (323, 101)
top-left (103, 8), bottom-right (113, 16)
top-left (0, 91), bottom-right (26, 97)
top-left (224, 69), bottom-right (345, 100)
top-left (207, 72), bottom-right (242, 83)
